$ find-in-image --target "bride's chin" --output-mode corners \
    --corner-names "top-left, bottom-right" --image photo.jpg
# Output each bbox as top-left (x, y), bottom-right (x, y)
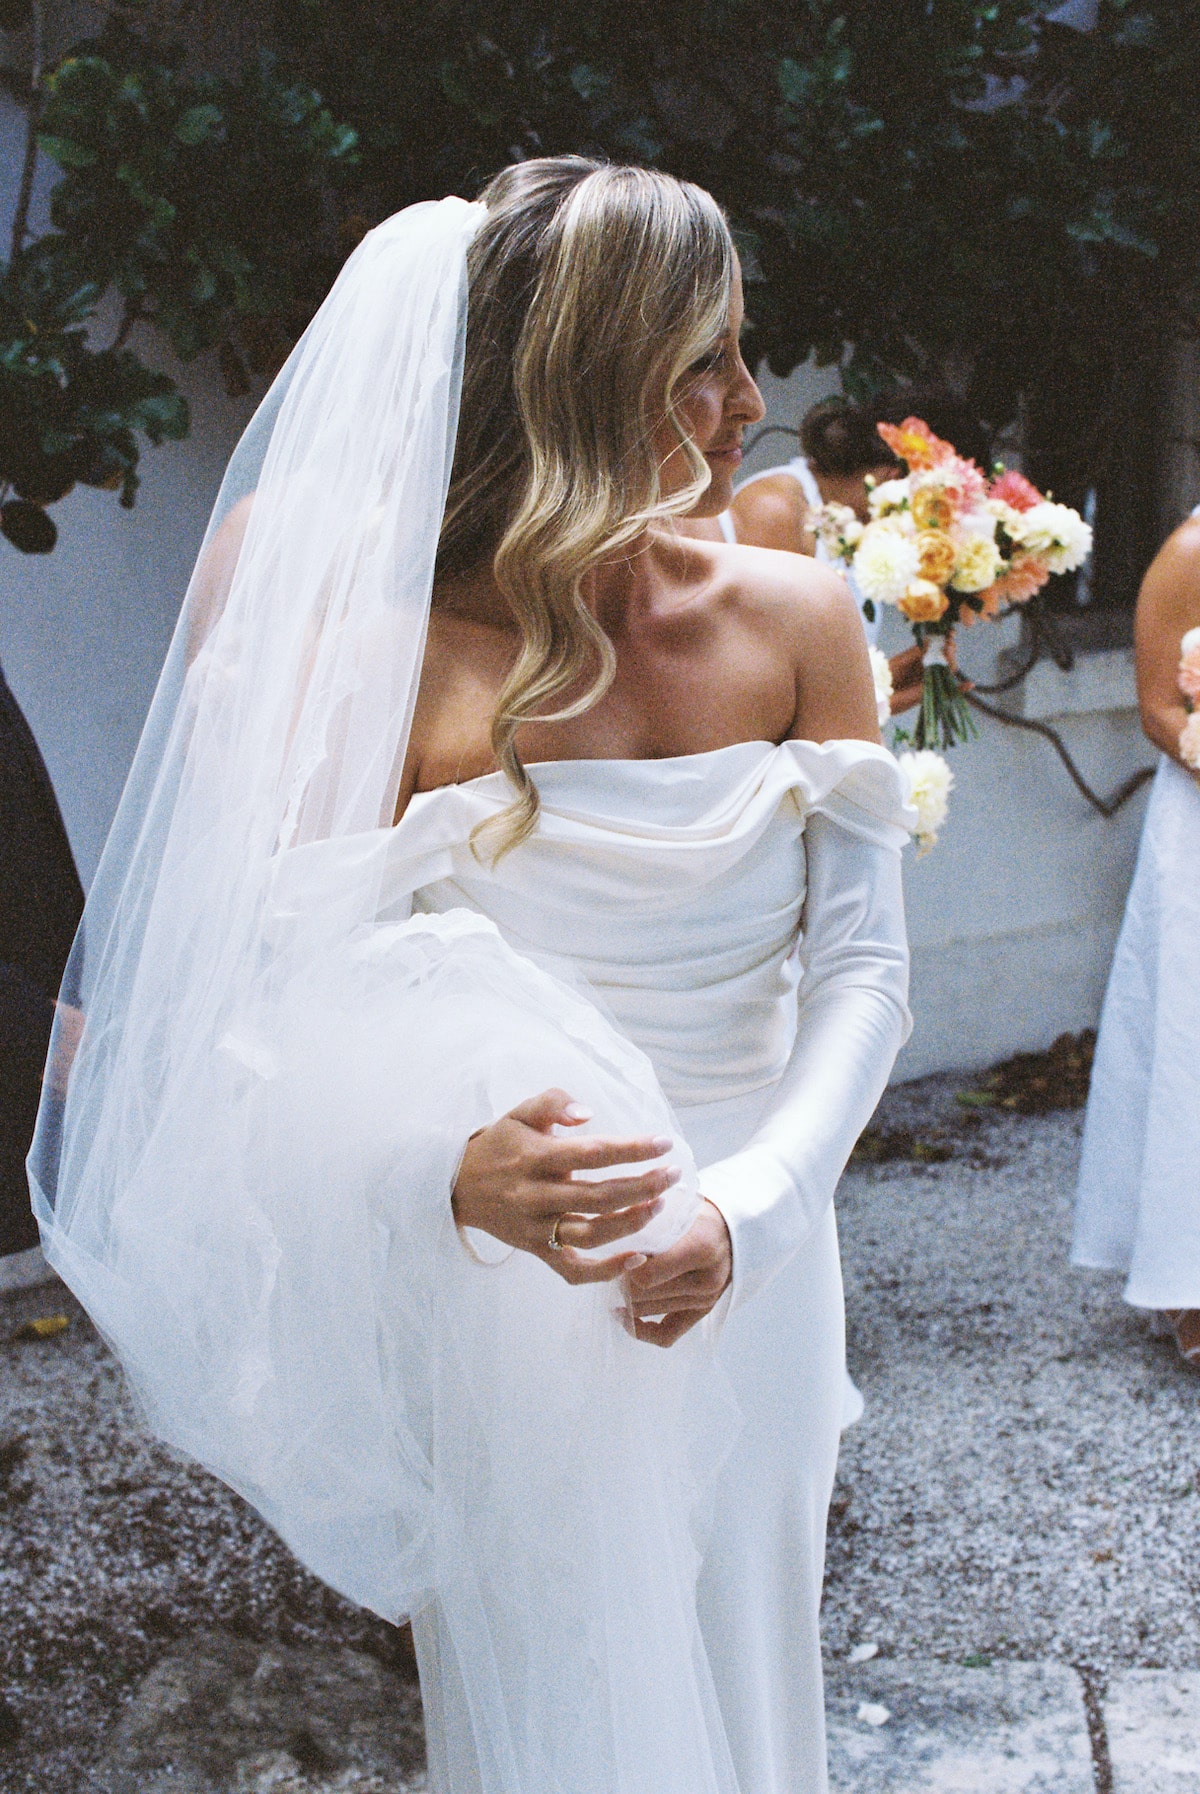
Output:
top-left (684, 480), bottom-right (733, 521)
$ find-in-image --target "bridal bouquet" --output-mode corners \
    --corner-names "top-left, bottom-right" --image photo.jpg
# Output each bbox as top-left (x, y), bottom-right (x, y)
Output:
top-left (1180, 627), bottom-right (1200, 771)
top-left (814, 416), bottom-right (1093, 750)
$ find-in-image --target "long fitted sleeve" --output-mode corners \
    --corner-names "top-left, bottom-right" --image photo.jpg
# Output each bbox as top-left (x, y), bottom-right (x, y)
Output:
top-left (701, 796), bottom-right (911, 1309)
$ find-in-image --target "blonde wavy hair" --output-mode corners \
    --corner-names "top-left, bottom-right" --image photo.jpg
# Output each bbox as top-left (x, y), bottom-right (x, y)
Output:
top-left (435, 156), bottom-right (735, 857)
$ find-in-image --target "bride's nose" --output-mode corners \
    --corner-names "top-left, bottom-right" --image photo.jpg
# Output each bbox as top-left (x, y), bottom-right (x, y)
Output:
top-left (727, 355), bottom-right (765, 427)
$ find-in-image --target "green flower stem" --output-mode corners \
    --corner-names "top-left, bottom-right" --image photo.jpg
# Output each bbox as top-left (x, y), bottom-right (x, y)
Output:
top-left (915, 663), bottom-right (977, 751)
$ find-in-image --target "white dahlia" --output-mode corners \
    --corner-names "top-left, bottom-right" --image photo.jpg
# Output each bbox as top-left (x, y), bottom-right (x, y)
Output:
top-left (898, 748), bottom-right (954, 853)
top-left (868, 478), bottom-right (910, 519)
top-left (853, 522), bottom-right (921, 605)
top-left (1012, 501), bottom-right (1093, 573)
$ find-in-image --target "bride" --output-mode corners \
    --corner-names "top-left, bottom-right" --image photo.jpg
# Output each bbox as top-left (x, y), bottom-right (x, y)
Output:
top-left (32, 158), bottom-right (912, 1794)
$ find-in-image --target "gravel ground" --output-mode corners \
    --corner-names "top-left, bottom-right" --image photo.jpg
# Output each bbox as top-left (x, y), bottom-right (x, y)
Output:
top-left (1, 1073), bottom-right (1197, 1790)
top-left (826, 1075), bottom-right (1200, 1678)
top-left (0, 1284), bottom-right (422, 1792)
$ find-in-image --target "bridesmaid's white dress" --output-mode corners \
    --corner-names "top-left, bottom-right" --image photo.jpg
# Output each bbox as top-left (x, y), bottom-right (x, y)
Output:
top-left (1073, 753), bottom-right (1200, 1307)
top-left (390, 738), bottom-right (910, 1794)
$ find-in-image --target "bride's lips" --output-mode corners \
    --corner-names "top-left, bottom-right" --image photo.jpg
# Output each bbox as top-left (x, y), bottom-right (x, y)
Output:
top-left (706, 444), bottom-right (743, 467)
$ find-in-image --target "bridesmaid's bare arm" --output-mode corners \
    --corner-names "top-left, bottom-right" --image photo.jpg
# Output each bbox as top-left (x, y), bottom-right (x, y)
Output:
top-left (1135, 518), bottom-right (1200, 770)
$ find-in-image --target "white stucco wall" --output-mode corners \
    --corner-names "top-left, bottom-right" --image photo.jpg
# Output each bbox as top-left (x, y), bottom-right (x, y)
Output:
top-left (893, 635), bottom-right (1151, 1078)
top-left (0, 102), bottom-right (1160, 1074)
top-left (0, 92), bottom-right (253, 885)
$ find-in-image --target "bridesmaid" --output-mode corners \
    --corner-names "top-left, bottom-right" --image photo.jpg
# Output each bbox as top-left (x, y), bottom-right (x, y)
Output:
top-left (1072, 506), bottom-right (1200, 1369)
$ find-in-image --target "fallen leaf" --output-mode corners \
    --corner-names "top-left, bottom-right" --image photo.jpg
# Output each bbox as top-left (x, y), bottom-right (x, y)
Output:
top-left (12, 1314), bottom-right (70, 1342)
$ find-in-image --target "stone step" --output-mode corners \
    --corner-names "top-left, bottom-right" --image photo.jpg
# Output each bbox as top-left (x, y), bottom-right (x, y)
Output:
top-left (92, 1637), bottom-right (1200, 1793)
top-left (825, 1659), bottom-right (1094, 1793)
top-left (1106, 1670), bottom-right (1200, 1793)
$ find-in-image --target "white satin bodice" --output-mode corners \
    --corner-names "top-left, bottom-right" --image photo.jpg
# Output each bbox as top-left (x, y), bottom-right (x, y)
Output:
top-left (396, 739), bottom-right (908, 1111)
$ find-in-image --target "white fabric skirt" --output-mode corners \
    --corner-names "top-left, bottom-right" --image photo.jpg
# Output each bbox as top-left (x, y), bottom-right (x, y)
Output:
top-left (415, 1081), bottom-right (848, 1794)
top-left (1073, 756), bottom-right (1200, 1307)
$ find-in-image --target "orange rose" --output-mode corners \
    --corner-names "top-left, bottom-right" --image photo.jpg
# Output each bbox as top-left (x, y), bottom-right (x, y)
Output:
top-left (916, 528), bottom-right (958, 584)
top-left (897, 579), bottom-right (950, 623)
top-left (910, 486), bottom-right (954, 532)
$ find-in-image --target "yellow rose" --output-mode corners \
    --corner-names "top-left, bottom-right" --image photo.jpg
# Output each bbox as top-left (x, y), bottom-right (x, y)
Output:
top-left (916, 529), bottom-right (958, 585)
top-left (911, 486), bottom-right (954, 532)
top-left (897, 579), bottom-right (950, 623)
top-left (950, 531), bottom-right (1003, 593)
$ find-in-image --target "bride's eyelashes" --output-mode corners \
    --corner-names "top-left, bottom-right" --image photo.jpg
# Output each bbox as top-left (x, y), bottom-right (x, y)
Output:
top-left (687, 344), bottom-right (727, 376)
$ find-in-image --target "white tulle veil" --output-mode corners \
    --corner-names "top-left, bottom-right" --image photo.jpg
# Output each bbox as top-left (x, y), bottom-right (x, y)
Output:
top-left (29, 195), bottom-right (733, 1793)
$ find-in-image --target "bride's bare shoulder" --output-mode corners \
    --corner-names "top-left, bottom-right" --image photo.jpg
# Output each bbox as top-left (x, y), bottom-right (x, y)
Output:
top-left (705, 541), bottom-right (878, 739)
top-left (710, 540), bottom-right (861, 639)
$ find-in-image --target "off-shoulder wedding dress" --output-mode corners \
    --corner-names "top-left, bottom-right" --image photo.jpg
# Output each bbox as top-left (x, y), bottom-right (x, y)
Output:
top-left (391, 736), bottom-right (912, 1794)
top-left (33, 200), bottom-right (913, 1794)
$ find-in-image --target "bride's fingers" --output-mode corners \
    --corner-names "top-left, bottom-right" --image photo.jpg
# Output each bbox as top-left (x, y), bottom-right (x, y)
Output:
top-left (540, 1133), bottom-right (675, 1175)
top-left (529, 1164), bottom-right (678, 1218)
top-left (508, 1088), bottom-right (593, 1132)
top-left (561, 1164), bottom-right (681, 1209)
top-left (552, 1199), bottom-right (662, 1251)
top-left (554, 1248), bottom-right (648, 1286)
top-left (628, 1307), bottom-right (708, 1347)
top-left (628, 1282), bottom-right (717, 1317)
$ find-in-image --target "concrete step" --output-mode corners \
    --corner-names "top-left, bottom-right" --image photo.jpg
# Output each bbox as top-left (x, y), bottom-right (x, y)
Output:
top-left (1106, 1670), bottom-right (1200, 1793)
top-left (91, 1636), bottom-right (1200, 1793)
top-left (825, 1658), bottom-right (1094, 1793)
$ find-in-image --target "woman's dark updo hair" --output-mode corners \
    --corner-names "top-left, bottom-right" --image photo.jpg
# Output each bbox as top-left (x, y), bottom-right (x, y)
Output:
top-left (800, 398), bottom-right (898, 478)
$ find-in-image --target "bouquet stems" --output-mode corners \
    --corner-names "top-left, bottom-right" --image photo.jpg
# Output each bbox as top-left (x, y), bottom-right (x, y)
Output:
top-left (915, 662), bottom-right (976, 751)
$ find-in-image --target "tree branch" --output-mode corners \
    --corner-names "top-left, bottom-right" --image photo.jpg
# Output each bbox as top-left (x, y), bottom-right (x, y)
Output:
top-left (964, 690), bottom-right (1155, 818)
top-left (9, 0), bottom-right (45, 265)
top-left (110, 299), bottom-right (145, 352)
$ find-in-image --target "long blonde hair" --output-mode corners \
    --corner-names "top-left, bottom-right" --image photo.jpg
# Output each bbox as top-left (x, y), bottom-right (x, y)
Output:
top-left (435, 157), bottom-right (735, 856)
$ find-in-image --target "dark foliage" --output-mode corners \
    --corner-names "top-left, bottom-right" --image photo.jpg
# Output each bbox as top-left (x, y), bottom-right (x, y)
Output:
top-left (1, 0), bottom-right (1198, 554)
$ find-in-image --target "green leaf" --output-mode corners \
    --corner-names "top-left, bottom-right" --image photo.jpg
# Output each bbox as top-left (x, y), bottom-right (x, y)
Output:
top-left (438, 60), bottom-right (472, 108)
top-left (174, 103), bottom-right (224, 146)
top-left (570, 63), bottom-right (610, 100)
top-left (36, 133), bottom-right (99, 169)
top-left (777, 58), bottom-right (813, 107)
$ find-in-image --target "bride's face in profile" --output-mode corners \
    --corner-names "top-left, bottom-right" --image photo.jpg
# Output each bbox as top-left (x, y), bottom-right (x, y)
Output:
top-left (655, 260), bottom-right (764, 518)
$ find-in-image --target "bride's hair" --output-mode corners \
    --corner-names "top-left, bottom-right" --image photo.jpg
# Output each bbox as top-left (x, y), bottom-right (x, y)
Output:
top-left (436, 156), bottom-right (734, 856)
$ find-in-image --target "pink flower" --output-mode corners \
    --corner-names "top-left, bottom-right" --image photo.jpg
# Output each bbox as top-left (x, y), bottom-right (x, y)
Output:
top-left (976, 553), bottom-right (1051, 611)
top-left (988, 468), bottom-right (1043, 513)
top-left (943, 455), bottom-right (987, 510)
top-left (958, 588), bottom-right (1006, 625)
top-left (1178, 643), bottom-right (1200, 705)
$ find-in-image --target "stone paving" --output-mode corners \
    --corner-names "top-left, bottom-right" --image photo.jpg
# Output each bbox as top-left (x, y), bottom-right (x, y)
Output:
top-left (825, 1659), bottom-right (1094, 1793)
top-left (1, 1073), bottom-right (1198, 1791)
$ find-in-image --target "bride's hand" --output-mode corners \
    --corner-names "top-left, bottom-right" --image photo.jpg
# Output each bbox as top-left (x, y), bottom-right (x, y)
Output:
top-left (452, 1087), bottom-right (681, 1284)
top-left (623, 1201), bottom-right (732, 1346)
